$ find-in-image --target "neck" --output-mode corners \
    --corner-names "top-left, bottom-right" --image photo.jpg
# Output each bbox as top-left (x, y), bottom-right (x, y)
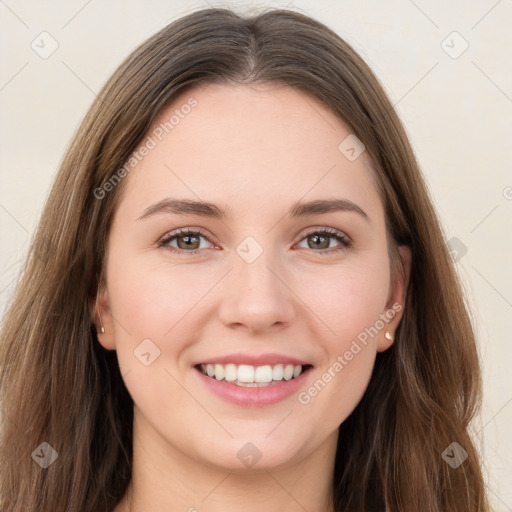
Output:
top-left (114, 409), bottom-right (338, 512)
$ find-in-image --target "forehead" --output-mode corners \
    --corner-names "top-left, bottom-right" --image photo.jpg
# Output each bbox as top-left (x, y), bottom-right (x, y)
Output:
top-left (116, 82), bottom-right (383, 225)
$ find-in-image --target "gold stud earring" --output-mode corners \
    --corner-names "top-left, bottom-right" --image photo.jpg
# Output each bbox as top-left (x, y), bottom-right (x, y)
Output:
top-left (385, 331), bottom-right (393, 341)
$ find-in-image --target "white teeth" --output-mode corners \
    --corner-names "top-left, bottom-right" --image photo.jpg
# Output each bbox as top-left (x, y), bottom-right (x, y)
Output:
top-left (214, 364), bottom-right (225, 380)
top-left (255, 365), bottom-right (273, 383)
top-left (234, 380), bottom-right (279, 388)
top-left (199, 363), bottom-right (305, 383)
top-left (237, 364), bottom-right (254, 383)
top-left (224, 364), bottom-right (237, 382)
top-left (283, 364), bottom-right (294, 380)
top-left (272, 364), bottom-right (284, 380)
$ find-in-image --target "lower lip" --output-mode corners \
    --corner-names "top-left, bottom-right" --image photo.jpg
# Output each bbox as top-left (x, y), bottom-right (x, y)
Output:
top-left (194, 366), bottom-right (313, 407)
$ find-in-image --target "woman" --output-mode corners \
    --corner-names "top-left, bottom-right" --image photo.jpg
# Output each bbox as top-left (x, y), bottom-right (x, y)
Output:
top-left (0, 6), bottom-right (490, 511)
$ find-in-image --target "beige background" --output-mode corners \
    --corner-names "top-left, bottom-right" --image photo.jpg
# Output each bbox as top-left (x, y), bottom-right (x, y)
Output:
top-left (0, 0), bottom-right (511, 509)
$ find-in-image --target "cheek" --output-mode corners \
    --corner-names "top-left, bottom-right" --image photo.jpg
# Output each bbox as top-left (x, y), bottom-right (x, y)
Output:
top-left (105, 248), bottom-right (224, 369)
top-left (301, 345), bottom-right (376, 435)
top-left (291, 257), bottom-right (388, 423)
top-left (107, 250), bottom-right (203, 331)
top-left (294, 293), bottom-right (378, 436)
top-left (104, 251), bottom-right (204, 424)
top-left (293, 255), bottom-right (390, 344)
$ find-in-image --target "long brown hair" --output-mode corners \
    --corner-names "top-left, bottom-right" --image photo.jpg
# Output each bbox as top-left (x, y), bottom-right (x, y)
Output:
top-left (0, 7), bottom-right (490, 511)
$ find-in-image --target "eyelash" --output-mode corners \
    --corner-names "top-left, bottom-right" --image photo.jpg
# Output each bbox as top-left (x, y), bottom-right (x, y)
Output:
top-left (157, 227), bottom-right (352, 256)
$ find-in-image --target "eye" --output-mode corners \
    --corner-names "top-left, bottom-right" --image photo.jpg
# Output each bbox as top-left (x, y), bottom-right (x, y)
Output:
top-left (157, 227), bottom-right (352, 256)
top-left (295, 228), bottom-right (351, 255)
top-left (158, 228), bottom-right (215, 255)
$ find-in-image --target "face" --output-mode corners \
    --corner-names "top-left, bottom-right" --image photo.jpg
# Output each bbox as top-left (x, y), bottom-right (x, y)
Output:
top-left (95, 82), bottom-right (410, 473)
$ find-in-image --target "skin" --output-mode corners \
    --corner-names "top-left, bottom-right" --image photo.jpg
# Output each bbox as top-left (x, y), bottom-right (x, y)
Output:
top-left (94, 82), bottom-right (411, 512)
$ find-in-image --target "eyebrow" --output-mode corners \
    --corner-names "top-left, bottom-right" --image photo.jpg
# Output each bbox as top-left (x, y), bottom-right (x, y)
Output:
top-left (137, 197), bottom-right (369, 222)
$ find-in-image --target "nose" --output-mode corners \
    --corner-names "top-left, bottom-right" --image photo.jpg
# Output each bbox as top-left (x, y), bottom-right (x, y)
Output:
top-left (217, 251), bottom-right (296, 335)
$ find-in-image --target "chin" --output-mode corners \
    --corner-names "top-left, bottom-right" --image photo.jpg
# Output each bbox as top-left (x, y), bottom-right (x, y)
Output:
top-left (193, 433), bottom-right (307, 473)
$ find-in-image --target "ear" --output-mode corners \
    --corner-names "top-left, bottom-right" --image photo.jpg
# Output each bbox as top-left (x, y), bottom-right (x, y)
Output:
top-left (89, 286), bottom-right (116, 351)
top-left (377, 244), bottom-right (412, 352)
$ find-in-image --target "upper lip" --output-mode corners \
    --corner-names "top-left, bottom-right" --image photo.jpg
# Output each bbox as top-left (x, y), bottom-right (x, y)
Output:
top-left (194, 353), bottom-right (312, 367)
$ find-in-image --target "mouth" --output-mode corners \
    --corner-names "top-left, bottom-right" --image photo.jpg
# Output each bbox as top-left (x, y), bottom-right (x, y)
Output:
top-left (194, 363), bottom-right (314, 387)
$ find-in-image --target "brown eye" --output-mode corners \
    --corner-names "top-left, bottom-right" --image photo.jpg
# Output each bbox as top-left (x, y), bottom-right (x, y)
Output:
top-left (176, 233), bottom-right (201, 250)
top-left (306, 233), bottom-right (331, 250)
top-left (296, 228), bottom-right (351, 255)
top-left (158, 229), bottom-right (213, 255)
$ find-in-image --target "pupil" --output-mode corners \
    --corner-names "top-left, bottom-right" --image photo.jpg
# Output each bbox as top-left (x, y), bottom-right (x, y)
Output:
top-left (311, 234), bottom-right (328, 249)
top-left (179, 235), bottom-right (198, 249)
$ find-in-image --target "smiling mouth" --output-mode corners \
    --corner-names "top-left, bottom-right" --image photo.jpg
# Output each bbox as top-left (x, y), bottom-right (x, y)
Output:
top-left (194, 363), bottom-right (313, 387)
